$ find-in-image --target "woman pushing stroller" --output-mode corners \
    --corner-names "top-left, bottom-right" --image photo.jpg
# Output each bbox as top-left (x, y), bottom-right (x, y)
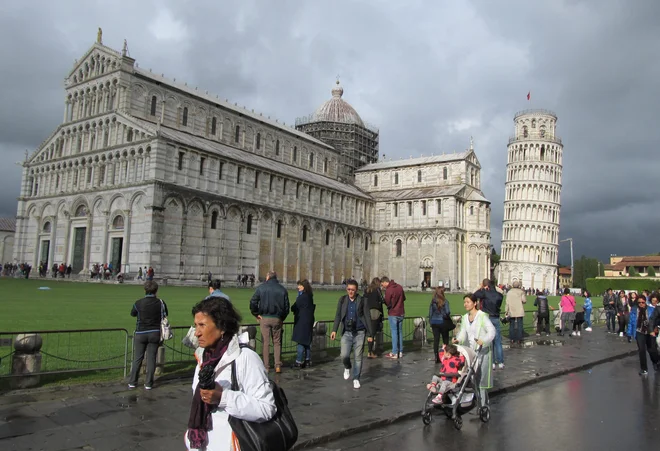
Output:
top-left (453, 293), bottom-right (496, 404)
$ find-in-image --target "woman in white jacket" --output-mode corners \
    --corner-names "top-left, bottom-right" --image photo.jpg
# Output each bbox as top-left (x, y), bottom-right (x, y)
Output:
top-left (453, 294), bottom-right (496, 404)
top-left (186, 297), bottom-right (276, 451)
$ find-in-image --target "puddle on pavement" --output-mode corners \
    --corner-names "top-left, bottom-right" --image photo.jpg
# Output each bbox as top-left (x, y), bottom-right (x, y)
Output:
top-left (524, 340), bottom-right (565, 347)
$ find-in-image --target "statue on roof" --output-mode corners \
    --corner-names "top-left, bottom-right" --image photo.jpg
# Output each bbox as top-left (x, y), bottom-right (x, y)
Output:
top-left (97, 27), bottom-right (103, 44)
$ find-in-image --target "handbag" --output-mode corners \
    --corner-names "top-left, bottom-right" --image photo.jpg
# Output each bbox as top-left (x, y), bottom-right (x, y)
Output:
top-left (160, 300), bottom-right (173, 341)
top-left (442, 313), bottom-right (456, 332)
top-left (181, 326), bottom-right (198, 349)
top-left (229, 347), bottom-right (298, 451)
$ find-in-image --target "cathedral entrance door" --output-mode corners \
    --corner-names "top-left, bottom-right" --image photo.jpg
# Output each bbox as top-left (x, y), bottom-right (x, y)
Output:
top-left (424, 271), bottom-right (431, 289)
top-left (110, 237), bottom-right (123, 273)
top-left (40, 240), bottom-right (50, 265)
top-left (72, 227), bottom-right (86, 273)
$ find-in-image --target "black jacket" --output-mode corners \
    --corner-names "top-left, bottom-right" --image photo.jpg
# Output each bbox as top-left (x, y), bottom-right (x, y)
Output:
top-left (474, 286), bottom-right (503, 317)
top-left (364, 289), bottom-right (384, 317)
top-left (249, 277), bottom-right (290, 320)
top-left (131, 295), bottom-right (167, 333)
top-left (603, 293), bottom-right (617, 311)
top-left (332, 294), bottom-right (374, 337)
top-left (534, 295), bottom-right (550, 314)
top-left (292, 291), bottom-right (315, 346)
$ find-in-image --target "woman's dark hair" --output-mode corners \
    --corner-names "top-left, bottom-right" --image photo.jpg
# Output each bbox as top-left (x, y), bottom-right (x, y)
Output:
top-left (464, 293), bottom-right (478, 304)
top-left (433, 287), bottom-right (446, 308)
top-left (583, 290), bottom-right (590, 298)
top-left (563, 288), bottom-right (570, 295)
top-left (296, 279), bottom-right (313, 296)
top-left (365, 277), bottom-right (381, 294)
top-left (192, 297), bottom-right (242, 337)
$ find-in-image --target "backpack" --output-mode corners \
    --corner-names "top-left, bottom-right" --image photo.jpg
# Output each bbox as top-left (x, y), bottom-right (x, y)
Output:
top-left (228, 345), bottom-right (298, 451)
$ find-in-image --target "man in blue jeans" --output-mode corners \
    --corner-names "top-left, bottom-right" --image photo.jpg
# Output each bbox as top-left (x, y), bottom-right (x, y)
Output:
top-left (330, 280), bottom-right (374, 389)
top-left (474, 278), bottom-right (504, 369)
top-left (381, 277), bottom-right (406, 359)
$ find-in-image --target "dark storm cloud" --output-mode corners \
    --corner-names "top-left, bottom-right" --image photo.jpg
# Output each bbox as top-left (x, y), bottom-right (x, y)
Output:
top-left (0, 0), bottom-right (658, 262)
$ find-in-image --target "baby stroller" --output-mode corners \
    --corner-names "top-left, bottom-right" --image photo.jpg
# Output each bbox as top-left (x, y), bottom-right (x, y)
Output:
top-left (421, 344), bottom-right (490, 430)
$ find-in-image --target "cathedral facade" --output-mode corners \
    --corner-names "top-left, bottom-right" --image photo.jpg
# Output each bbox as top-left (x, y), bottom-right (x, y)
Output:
top-left (12, 37), bottom-right (490, 289)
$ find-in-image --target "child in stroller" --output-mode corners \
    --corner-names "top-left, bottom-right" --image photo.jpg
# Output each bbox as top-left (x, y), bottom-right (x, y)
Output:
top-left (426, 344), bottom-right (465, 404)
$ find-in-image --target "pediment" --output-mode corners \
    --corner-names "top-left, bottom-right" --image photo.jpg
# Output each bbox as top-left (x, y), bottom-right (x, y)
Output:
top-left (466, 149), bottom-right (481, 168)
top-left (67, 43), bottom-right (122, 86)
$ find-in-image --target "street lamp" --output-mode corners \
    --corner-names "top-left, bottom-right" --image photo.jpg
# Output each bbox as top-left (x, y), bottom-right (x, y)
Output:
top-left (560, 238), bottom-right (574, 287)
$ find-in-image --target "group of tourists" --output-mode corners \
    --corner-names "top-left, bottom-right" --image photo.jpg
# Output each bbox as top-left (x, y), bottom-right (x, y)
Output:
top-left (1, 262), bottom-right (31, 278)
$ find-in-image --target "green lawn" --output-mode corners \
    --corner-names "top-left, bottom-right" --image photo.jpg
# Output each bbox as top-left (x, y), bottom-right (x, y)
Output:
top-left (0, 278), bottom-right (595, 331)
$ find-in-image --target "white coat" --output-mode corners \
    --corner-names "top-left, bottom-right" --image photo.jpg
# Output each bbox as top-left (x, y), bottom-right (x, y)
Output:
top-left (185, 332), bottom-right (277, 451)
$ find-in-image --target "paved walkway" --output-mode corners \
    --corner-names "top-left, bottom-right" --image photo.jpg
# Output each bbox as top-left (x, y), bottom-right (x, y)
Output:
top-left (0, 327), bottom-right (636, 451)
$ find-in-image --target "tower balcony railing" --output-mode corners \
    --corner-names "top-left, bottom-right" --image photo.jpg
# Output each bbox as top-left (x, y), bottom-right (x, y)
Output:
top-left (514, 108), bottom-right (557, 119)
top-left (509, 134), bottom-right (562, 145)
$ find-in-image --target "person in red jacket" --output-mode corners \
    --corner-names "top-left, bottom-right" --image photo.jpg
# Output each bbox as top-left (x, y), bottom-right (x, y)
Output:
top-left (427, 344), bottom-right (466, 404)
top-left (381, 277), bottom-right (406, 358)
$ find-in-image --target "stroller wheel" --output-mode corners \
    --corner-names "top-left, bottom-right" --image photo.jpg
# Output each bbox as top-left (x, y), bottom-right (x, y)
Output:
top-left (479, 406), bottom-right (491, 423)
top-left (454, 416), bottom-right (463, 430)
top-left (422, 412), bottom-right (432, 425)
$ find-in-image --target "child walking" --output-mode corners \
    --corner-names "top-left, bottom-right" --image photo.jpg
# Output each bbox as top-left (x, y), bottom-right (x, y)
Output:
top-left (583, 291), bottom-right (593, 332)
top-left (426, 344), bottom-right (466, 404)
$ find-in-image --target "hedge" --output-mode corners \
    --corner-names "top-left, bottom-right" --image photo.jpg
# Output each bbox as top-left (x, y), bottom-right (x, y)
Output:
top-left (586, 278), bottom-right (660, 295)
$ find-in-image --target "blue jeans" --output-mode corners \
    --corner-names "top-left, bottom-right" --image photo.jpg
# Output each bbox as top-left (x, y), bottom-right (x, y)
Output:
top-left (296, 344), bottom-right (311, 363)
top-left (489, 317), bottom-right (504, 364)
top-left (341, 330), bottom-right (366, 381)
top-left (388, 316), bottom-right (404, 355)
top-left (606, 310), bottom-right (616, 332)
top-left (584, 308), bottom-right (592, 328)
top-left (509, 317), bottom-right (524, 342)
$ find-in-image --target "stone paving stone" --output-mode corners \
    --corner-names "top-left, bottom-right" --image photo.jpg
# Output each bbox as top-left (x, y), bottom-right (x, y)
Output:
top-left (0, 327), bottom-right (636, 450)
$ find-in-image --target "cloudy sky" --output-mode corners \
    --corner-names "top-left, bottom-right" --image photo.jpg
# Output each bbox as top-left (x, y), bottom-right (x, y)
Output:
top-left (1, 0), bottom-right (658, 263)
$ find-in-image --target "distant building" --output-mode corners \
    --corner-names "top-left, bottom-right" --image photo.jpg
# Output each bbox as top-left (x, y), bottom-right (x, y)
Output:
top-left (558, 267), bottom-right (572, 288)
top-left (603, 256), bottom-right (660, 277)
top-left (0, 217), bottom-right (16, 263)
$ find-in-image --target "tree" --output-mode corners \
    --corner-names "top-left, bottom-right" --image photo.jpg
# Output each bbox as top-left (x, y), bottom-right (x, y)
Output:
top-left (648, 266), bottom-right (657, 277)
top-left (573, 255), bottom-right (605, 289)
top-left (629, 266), bottom-right (639, 277)
top-left (490, 247), bottom-right (500, 265)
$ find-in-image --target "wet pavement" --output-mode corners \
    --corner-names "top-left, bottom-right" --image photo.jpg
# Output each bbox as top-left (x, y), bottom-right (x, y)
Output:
top-left (312, 355), bottom-right (656, 451)
top-left (0, 327), bottom-right (637, 450)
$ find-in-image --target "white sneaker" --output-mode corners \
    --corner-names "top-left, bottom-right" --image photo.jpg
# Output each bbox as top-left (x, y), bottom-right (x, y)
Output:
top-left (585, 327), bottom-right (592, 332)
top-left (619, 332), bottom-right (624, 337)
top-left (570, 332), bottom-right (575, 337)
top-left (577, 331), bottom-right (581, 336)
top-left (353, 379), bottom-right (361, 389)
top-left (492, 364), bottom-right (496, 370)
top-left (498, 363), bottom-right (505, 370)
top-left (343, 369), bottom-right (350, 380)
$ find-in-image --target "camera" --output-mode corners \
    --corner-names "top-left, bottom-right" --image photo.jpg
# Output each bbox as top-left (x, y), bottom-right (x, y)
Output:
top-left (501, 316), bottom-right (510, 325)
top-left (346, 319), bottom-right (356, 332)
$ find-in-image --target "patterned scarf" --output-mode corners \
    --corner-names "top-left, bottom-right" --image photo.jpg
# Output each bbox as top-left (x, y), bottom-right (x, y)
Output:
top-left (187, 335), bottom-right (232, 449)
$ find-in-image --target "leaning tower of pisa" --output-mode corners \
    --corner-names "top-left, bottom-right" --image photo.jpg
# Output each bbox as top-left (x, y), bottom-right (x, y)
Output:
top-left (498, 109), bottom-right (563, 292)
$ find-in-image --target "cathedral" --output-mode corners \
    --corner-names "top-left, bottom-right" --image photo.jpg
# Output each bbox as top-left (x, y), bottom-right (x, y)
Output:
top-left (12, 34), bottom-right (491, 290)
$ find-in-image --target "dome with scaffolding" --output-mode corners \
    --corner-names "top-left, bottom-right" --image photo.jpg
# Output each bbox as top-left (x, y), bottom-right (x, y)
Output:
top-left (311, 80), bottom-right (365, 127)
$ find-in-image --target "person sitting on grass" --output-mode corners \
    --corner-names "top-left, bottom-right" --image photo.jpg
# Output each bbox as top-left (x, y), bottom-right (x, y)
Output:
top-left (427, 343), bottom-right (466, 404)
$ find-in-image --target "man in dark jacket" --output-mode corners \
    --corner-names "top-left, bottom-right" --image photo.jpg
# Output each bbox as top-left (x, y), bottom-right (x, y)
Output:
top-left (534, 290), bottom-right (554, 336)
top-left (381, 277), bottom-right (406, 358)
top-left (603, 288), bottom-right (617, 333)
top-left (128, 281), bottom-right (167, 390)
top-left (250, 271), bottom-right (290, 373)
top-left (474, 278), bottom-right (505, 369)
top-left (330, 280), bottom-right (374, 389)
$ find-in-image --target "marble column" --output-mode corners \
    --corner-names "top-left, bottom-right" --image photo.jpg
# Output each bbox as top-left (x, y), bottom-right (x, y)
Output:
top-left (82, 216), bottom-right (93, 273)
top-left (32, 216), bottom-right (41, 268)
top-left (121, 210), bottom-right (132, 273)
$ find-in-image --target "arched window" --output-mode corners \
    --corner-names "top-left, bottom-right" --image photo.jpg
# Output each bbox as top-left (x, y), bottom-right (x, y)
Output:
top-left (293, 146), bottom-right (298, 162)
top-left (324, 158), bottom-right (328, 173)
top-left (531, 119), bottom-right (536, 128)
top-left (256, 133), bottom-right (261, 150)
top-left (275, 140), bottom-right (280, 155)
top-left (75, 205), bottom-right (87, 217)
top-left (325, 229), bottom-right (330, 246)
top-left (469, 206), bottom-right (474, 216)
top-left (150, 96), bottom-right (157, 116)
top-left (246, 214), bottom-right (253, 235)
top-left (540, 126), bottom-right (546, 137)
top-left (523, 126), bottom-right (528, 138)
top-left (277, 220), bottom-right (282, 239)
top-left (443, 167), bottom-right (448, 180)
top-left (417, 170), bottom-right (422, 182)
top-left (126, 129), bottom-right (133, 142)
top-left (347, 234), bottom-right (351, 248)
top-left (42, 222), bottom-right (51, 233)
top-left (112, 215), bottom-right (124, 230)
top-left (182, 107), bottom-right (189, 126)
top-left (211, 117), bottom-right (217, 135)
top-left (235, 125), bottom-right (240, 143)
top-left (374, 175), bottom-right (378, 186)
top-left (302, 225), bottom-right (308, 242)
top-left (394, 172), bottom-right (399, 184)
top-left (365, 237), bottom-right (369, 251)
top-left (309, 152), bottom-right (314, 168)
top-left (211, 211), bottom-right (218, 229)
top-left (395, 239), bottom-right (402, 257)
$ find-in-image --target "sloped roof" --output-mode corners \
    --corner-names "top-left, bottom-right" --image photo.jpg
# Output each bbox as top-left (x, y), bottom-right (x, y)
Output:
top-left (0, 217), bottom-right (16, 232)
top-left (369, 185), bottom-right (464, 201)
top-left (558, 267), bottom-right (572, 275)
top-left (356, 151), bottom-right (471, 172)
top-left (610, 256), bottom-right (660, 270)
top-left (128, 116), bottom-right (371, 200)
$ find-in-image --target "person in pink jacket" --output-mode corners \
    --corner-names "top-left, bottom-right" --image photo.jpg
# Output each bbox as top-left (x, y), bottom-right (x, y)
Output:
top-left (559, 288), bottom-right (576, 337)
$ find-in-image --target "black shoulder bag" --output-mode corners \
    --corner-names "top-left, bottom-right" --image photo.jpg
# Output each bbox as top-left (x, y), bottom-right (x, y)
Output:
top-left (442, 303), bottom-right (456, 332)
top-left (229, 347), bottom-right (298, 451)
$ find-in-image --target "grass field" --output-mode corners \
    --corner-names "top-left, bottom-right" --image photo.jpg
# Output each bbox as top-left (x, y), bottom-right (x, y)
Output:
top-left (0, 278), bottom-right (594, 331)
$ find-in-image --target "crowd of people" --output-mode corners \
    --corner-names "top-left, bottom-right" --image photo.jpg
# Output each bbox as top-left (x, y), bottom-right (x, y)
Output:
top-left (0, 262), bottom-right (31, 277)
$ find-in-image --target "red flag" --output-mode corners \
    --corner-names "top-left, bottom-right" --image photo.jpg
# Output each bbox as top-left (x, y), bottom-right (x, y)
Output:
top-left (527, 91), bottom-right (531, 100)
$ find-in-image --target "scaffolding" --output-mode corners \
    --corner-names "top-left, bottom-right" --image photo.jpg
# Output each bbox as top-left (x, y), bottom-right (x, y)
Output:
top-left (295, 116), bottom-right (379, 180)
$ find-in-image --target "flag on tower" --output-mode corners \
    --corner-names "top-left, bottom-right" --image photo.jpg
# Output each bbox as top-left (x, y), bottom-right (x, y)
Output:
top-left (527, 91), bottom-right (531, 100)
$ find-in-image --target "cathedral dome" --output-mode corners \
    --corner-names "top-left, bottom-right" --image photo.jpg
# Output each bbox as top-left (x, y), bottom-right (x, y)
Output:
top-left (311, 80), bottom-right (364, 127)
